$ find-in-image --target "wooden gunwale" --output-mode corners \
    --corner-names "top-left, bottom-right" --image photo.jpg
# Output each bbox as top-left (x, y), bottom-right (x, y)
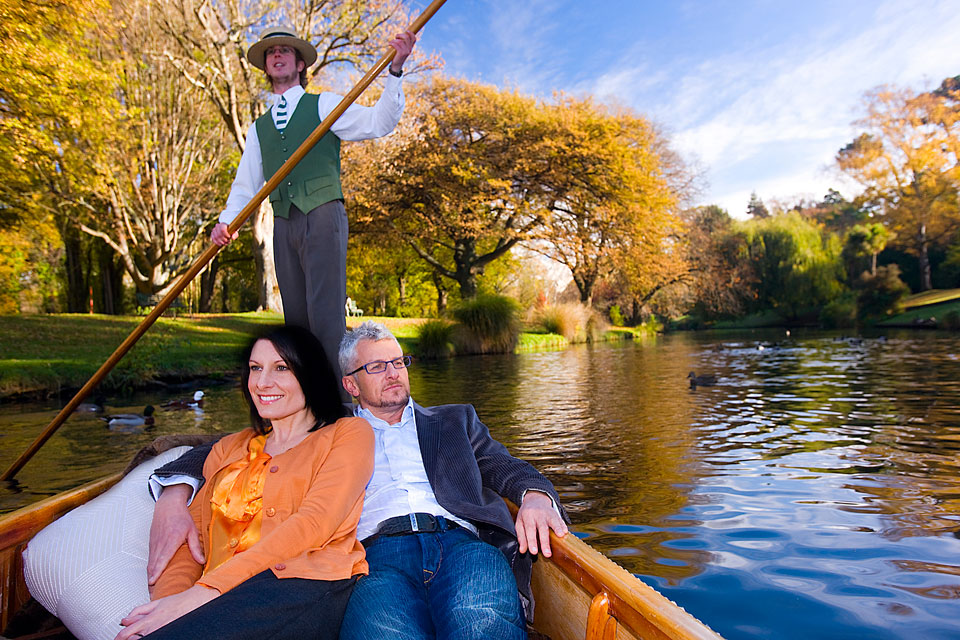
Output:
top-left (505, 502), bottom-right (722, 640)
top-left (0, 478), bottom-right (722, 640)
top-left (541, 530), bottom-right (721, 640)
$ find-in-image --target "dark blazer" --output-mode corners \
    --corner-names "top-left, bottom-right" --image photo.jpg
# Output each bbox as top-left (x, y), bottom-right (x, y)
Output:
top-left (154, 401), bottom-right (569, 618)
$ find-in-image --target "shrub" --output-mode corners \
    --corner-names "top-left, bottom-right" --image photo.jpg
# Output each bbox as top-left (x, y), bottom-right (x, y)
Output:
top-left (584, 308), bottom-right (606, 342)
top-left (415, 319), bottom-right (456, 359)
top-left (856, 264), bottom-right (910, 323)
top-left (820, 293), bottom-right (857, 329)
top-left (536, 304), bottom-right (581, 341)
top-left (942, 310), bottom-right (960, 331)
top-left (609, 304), bottom-right (625, 327)
top-left (534, 303), bottom-right (605, 343)
top-left (452, 294), bottom-right (521, 354)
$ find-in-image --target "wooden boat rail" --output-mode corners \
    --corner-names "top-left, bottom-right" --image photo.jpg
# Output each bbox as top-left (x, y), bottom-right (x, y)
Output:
top-left (1, 478), bottom-right (722, 640)
top-left (505, 502), bottom-right (722, 640)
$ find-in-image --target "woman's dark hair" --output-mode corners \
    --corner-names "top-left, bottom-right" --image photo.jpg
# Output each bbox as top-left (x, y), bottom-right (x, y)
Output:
top-left (240, 325), bottom-right (347, 434)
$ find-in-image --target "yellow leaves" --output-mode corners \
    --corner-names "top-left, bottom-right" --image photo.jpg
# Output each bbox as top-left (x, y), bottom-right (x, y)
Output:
top-left (0, 214), bottom-right (64, 313)
top-left (342, 74), bottom-right (691, 300)
top-left (838, 77), bottom-right (960, 258)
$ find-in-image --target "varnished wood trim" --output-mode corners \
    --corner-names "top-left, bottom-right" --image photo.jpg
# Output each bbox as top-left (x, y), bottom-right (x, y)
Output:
top-left (507, 500), bottom-right (722, 640)
top-left (0, 474), bottom-right (121, 551)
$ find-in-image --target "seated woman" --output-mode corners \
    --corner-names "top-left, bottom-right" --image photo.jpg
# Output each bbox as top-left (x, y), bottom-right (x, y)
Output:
top-left (115, 325), bottom-right (373, 640)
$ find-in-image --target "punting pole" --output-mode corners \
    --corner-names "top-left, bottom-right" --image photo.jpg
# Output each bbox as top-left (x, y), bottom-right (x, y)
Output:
top-left (1, 0), bottom-right (447, 481)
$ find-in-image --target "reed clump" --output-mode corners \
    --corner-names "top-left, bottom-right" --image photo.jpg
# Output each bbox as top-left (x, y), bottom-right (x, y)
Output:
top-left (452, 294), bottom-right (521, 354)
top-left (415, 319), bottom-right (457, 359)
top-left (534, 303), bottom-right (605, 343)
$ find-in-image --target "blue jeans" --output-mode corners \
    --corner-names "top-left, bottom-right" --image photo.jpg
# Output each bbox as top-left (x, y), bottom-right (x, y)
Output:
top-left (340, 524), bottom-right (527, 639)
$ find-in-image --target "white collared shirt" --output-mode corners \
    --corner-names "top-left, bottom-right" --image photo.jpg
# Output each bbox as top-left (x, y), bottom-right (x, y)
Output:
top-left (218, 75), bottom-right (404, 226)
top-left (355, 397), bottom-right (477, 540)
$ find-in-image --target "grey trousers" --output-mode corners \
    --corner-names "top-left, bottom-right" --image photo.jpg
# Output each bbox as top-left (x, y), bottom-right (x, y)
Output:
top-left (273, 201), bottom-right (348, 387)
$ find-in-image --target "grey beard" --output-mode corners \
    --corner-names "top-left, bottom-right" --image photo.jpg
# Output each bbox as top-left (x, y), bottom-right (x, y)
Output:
top-left (369, 389), bottom-right (410, 411)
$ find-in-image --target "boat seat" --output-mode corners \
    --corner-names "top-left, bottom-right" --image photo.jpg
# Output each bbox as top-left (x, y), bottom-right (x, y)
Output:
top-left (21, 447), bottom-right (193, 640)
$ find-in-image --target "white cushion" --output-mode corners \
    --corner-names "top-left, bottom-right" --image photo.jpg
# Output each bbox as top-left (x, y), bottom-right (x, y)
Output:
top-left (23, 446), bottom-right (193, 640)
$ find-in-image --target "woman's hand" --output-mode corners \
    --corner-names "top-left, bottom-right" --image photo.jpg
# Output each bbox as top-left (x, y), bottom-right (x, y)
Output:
top-left (115, 585), bottom-right (218, 640)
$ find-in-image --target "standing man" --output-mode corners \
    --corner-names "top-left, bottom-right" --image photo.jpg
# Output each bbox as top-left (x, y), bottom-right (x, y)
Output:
top-left (146, 322), bottom-right (569, 638)
top-left (211, 26), bottom-right (416, 380)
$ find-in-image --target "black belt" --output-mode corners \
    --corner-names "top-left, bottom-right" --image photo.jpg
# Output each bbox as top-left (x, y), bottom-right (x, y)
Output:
top-left (360, 513), bottom-right (460, 547)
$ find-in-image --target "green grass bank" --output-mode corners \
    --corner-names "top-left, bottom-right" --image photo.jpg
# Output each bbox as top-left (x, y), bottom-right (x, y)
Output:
top-left (0, 314), bottom-right (645, 401)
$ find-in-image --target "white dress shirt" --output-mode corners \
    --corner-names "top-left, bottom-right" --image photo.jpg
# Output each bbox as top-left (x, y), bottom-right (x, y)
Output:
top-left (218, 75), bottom-right (405, 226)
top-left (355, 397), bottom-right (477, 541)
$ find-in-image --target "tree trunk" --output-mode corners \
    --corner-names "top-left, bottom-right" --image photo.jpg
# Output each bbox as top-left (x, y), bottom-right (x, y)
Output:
top-left (572, 271), bottom-right (595, 305)
top-left (199, 255), bottom-right (219, 313)
top-left (457, 273), bottom-right (477, 298)
top-left (220, 277), bottom-right (230, 312)
top-left (918, 223), bottom-right (932, 291)
top-left (397, 276), bottom-right (407, 310)
top-left (61, 225), bottom-right (86, 313)
top-left (871, 252), bottom-right (878, 276)
top-left (252, 202), bottom-right (282, 312)
top-left (99, 249), bottom-right (123, 314)
top-left (433, 272), bottom-right (448, 314)
top-left (454, 238), bottom-right (480, 299)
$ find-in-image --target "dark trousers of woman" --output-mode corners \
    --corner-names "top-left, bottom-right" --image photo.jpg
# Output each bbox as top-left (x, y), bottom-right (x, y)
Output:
top-left (143, 570), bottom-right (356, 640)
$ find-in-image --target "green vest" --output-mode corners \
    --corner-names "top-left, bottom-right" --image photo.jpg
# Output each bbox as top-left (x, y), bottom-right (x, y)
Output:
top-left (256, 93), bottom-right (342, 219)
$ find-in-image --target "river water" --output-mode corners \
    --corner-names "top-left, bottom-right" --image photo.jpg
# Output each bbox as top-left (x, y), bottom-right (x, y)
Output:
top-left (2, 329), bottom-right (959, 639)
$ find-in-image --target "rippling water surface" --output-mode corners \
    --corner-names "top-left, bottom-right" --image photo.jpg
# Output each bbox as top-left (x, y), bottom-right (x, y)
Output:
top-left (2, 329), bottom-right (960, 639)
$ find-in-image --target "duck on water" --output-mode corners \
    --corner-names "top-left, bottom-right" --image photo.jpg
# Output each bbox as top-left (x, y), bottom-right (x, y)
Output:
top-left (100, 405), bottom-right (155, 431)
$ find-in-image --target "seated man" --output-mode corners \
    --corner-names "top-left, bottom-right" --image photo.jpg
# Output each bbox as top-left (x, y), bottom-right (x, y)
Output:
top-left (148, 321), bottom-right (569, 638)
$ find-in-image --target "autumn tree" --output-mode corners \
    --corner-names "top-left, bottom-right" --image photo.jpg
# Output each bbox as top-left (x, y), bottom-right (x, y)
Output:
top-left (676, 205), bottom-right (756, 319)
top-left (345, 229), bottom-right (437, 317)
top-left (0, 0), bottom-right (121, 310)
top-left (523, 97), bottom-right (686, 306)
top-left (837, 77), bottom-right (960, 290)
top-left (47, 0), bottom-right (231, 297)
top-left (149, 0), bottom-right (424, 310)
top-left (346, 78), bottom-right (559, 298)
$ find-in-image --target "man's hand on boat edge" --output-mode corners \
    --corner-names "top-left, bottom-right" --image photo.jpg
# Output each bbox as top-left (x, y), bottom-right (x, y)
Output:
top-left (515, 490), bottom-right (569, 558)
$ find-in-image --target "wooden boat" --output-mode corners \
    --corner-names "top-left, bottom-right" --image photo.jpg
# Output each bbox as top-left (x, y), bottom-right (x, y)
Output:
top-left (0, 474), bottom-right (722, 640)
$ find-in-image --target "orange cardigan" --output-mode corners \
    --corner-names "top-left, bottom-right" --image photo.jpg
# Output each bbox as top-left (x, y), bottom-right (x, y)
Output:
top-left (153, 416), bottom-right (374, 598)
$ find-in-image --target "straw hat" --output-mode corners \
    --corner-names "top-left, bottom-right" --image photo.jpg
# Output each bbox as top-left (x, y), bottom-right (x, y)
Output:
top-left (247, 26), bottom-right (318, 71)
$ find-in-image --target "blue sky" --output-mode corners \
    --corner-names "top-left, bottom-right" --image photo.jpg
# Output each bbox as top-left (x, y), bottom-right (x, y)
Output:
top-left (413, 0), bottom-right (960, 216)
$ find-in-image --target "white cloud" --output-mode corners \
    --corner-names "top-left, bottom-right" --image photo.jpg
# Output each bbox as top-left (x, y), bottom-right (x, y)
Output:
top-left (425, 0), bottom-right (960, 210)
top-left (589, 0), bottom-right (960, 207)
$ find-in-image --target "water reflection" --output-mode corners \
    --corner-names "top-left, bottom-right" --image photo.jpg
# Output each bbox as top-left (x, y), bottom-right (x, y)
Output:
top-left (3, 330), bottom-right (960, 639)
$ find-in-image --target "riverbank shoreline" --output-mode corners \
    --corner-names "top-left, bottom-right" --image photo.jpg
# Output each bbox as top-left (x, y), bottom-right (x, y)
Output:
top-left (0, 313), bottom-right (643, 402)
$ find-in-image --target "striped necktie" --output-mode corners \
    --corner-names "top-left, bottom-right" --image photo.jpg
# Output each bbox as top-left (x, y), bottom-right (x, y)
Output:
top-left (275, 96), bottom-right (288, 130)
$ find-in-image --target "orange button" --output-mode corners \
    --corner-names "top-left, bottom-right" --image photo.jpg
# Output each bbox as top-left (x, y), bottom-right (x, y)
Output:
top-left (275, 563), bottom-right (286, 571)
top-left (269, 465), bottom-right (279, 473)
top-left (228, 538), bottom-right (238, 548)
top-left (265, 507), bottom-right (276, 517)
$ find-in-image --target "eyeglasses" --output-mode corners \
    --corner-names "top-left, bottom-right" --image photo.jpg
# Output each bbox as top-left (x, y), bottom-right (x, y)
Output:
top-left (265, 45), bottom-right (296, 56)
top-left (346, 355), bottom-right (413, 376)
